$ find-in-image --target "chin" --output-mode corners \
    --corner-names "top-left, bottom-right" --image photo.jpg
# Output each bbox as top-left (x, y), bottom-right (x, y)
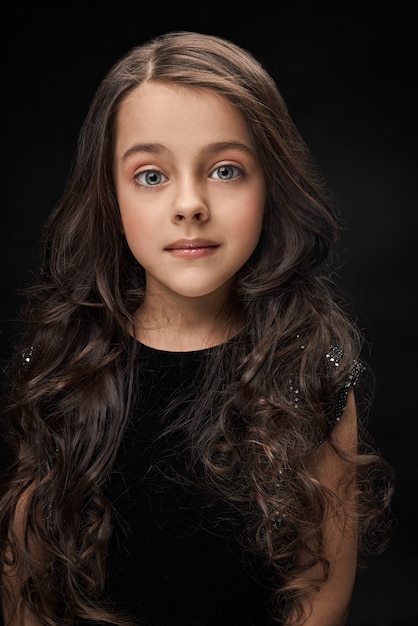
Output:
top-left (172, 284), bottom-right (229, 300)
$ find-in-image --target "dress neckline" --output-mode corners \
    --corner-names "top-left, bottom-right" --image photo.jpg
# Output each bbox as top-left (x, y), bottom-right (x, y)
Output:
top-left (135, 333), bottom-right (242, 357)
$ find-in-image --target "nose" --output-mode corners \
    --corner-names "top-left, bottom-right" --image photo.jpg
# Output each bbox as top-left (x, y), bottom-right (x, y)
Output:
top-left (171, 178), bottom-right (209, 223)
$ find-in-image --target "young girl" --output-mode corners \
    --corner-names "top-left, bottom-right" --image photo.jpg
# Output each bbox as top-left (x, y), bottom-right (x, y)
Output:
top-left (0, 31), bottom-right (393, 626)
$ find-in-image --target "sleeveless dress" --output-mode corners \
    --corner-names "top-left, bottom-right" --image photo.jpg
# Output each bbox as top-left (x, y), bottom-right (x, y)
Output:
top-left (103, 341), bottom-right (363, 626)
top-left (106, 341), bottom-right (275, 625)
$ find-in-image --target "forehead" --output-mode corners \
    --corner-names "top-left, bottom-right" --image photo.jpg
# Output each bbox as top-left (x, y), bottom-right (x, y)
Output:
top-left (115, 81), bottom-right (252, 148)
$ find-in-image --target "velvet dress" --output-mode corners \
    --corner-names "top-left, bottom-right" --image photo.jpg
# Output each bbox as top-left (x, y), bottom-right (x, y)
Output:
top-left (103, 341), bottom-right (361, 626)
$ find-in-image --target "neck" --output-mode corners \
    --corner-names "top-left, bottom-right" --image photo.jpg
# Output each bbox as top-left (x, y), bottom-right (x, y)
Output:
top-left (133, 291), bottom-right (239, 351)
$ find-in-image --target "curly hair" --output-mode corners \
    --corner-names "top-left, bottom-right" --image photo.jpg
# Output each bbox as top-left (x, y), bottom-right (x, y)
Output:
top-left (0, 31), bottom-right (393, 625)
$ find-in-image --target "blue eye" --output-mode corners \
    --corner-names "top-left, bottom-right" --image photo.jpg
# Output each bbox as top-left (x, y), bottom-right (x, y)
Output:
top-left (211, 165), bottom-right (242, 181)
top-left (135, 170), bottom-right (167, 186)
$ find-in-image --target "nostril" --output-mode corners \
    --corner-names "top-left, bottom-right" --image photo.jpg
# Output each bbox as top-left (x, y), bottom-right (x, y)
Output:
top-left (172, 206), bottom-right (209, 222)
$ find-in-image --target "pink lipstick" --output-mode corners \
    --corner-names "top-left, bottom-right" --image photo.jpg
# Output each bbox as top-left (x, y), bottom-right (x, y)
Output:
top-left (164, 238), bottom-right (220, 258)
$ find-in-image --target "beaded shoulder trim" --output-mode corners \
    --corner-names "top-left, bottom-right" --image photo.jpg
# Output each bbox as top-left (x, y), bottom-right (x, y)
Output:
top-left (22, 345), bottom-right (36, 366)
top-left (326, 345), bottom-right (366, 423)
top-left (289, 344), bottom-right (366, 424)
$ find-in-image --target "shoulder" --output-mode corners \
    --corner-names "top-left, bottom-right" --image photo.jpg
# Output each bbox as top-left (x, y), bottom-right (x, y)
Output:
top-left (327, 345), bottom-right (366, 425)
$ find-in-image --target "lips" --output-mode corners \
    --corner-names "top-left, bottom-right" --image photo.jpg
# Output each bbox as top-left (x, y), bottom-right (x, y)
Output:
top-left (165, 238), bottom-right (218, 250)
top-left (164, 238), bottom-right (220, 257)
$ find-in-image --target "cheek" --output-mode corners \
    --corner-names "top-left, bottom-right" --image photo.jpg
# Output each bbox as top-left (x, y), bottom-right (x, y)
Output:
top-left (234, 193), bottom-right (265, 244)
top-left (120, 211), bottom-right (142, 236)
top-left (116, 183), bottom-right (148, 236)
top-left (119, 209), bottom-right (150, 262)
top-left (123, 229), bottom-right (153, 270)
top-left (119, 196), bottom-right (155, 240)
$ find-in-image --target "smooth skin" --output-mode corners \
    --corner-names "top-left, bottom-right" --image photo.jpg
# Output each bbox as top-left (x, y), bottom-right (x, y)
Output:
top-left (113, 82), bottom-right (266, 351)
top-left (289, 389), bottom-right (358, 626)
top-left (2, 81), bottom-right (358, 626)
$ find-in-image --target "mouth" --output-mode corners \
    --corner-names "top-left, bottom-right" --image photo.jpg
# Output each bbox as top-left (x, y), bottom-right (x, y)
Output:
top-left (164, 239), bottom-right (220, 258)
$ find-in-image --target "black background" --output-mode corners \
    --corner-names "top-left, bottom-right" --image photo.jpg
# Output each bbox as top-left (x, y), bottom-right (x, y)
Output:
top-left (1, 3), bottom-right (417, 624)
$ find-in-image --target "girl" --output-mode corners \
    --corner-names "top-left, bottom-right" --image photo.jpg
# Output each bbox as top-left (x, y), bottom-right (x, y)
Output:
top-left (0, 31), bottom-right (393, 626)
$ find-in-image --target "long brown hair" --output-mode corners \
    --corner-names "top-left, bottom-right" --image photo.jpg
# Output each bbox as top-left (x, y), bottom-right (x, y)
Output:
top-left (0, 31), bottom-right (393, 625)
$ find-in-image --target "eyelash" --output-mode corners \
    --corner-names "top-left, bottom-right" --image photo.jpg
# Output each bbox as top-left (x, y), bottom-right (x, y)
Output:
top-left (210, 164), bottom-right (243, 181)
top-left (133, 164), bottom-right (244, 188)
top-left (134, 169), bottom-right (167, 187)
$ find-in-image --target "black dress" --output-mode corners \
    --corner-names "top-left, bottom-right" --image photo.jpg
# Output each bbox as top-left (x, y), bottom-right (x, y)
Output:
top-left (106, 342), bottom-right (278, 626)
top-left (104, 341), bottom-right (362, 625)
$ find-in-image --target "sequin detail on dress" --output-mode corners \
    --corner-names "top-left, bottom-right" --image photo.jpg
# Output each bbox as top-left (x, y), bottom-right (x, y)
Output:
top-left (22, 345), bottom-right (36, 365)
top-left (289, 344), bottom-right (366, 423)
top-left (332, 361), bottom-right (365, 422)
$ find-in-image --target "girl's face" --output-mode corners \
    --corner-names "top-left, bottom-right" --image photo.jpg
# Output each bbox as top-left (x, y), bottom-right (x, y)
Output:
top-left (114, 81), bottom-right (265, 304)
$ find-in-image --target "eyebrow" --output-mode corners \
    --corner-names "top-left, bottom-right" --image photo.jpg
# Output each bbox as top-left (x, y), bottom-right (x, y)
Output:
top-left (121, 143), bottom-right (167, 162)
top-left (120, 140), bottom-right (254, 162)
top-left (201, 141), bottom-right (255, 158)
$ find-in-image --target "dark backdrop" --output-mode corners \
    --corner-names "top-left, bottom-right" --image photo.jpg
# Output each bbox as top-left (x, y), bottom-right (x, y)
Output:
top-left (1, 3), bottom-right (416, 624)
